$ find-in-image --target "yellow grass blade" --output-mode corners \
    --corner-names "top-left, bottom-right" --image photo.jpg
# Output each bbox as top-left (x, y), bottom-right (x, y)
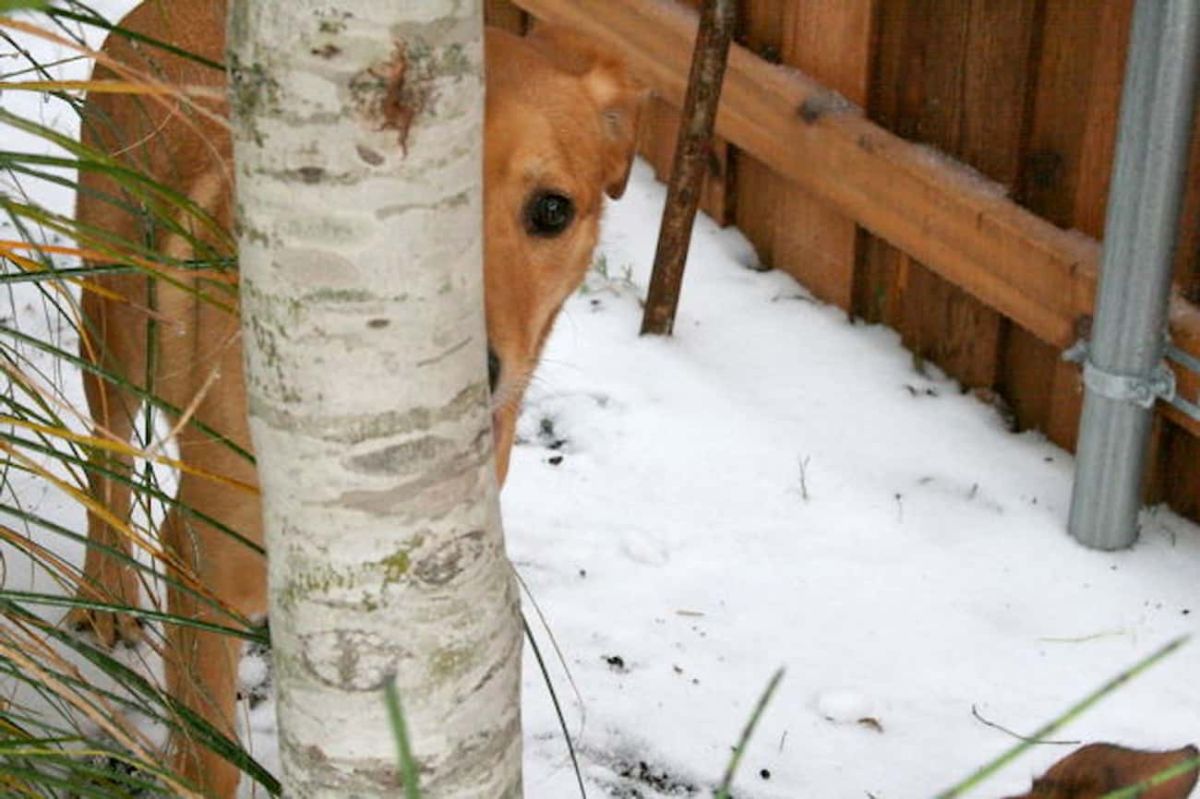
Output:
top-left (0, 78), bottom-right (222, 100)
top-left (0, 240), bottom-right (239, 286)
top-left (0, 442), bottom-right (226, 609)
top-left (0, 635), bottom-right (202, 799)
top-left (0, 416), bottom-right (259, 496)
top-left (0, 17), bottom-right (227, 129)
top-left (0, 247), bottom-right (100, 302)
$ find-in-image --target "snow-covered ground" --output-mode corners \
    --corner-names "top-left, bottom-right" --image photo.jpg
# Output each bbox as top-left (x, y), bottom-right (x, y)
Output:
top-left (2, 5), bottom-right (1198, 798)
top-left (511, 161), bottom-right (1199, 798)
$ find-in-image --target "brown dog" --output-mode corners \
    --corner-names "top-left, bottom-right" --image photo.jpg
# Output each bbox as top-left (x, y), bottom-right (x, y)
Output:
top-left (72, 3), bottom-right (642, 795)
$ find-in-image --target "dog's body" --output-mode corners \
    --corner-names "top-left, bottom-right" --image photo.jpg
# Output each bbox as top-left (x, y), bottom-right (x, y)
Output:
top-left (74, 4), bottom-right (641, 794)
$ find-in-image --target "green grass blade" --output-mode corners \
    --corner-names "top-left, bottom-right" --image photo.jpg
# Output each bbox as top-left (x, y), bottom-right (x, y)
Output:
top-left (0, 149), bottom-right (235, 254)
top-left (0, 428), bottom-right (264, 559)
top-left (715, 667), bottom-right (784, 799)
top-left (0, 761), bottom-right (156, 798)
top-left (523, 614), bottom-right (586, 799)
top-left (0, 1), bottom-right (49, 13)
top-left (0, 502), bottom-right (257, 629)
top-left (0, 592), bottom-right (267, 643)
top-left (1099, 756), bottom-right (1200, 799)
top-left (0, 325), bottom-right (254, 464)
top-left (2, 605), bottom-right (281, 795)
top-left (45, 4), bottom-right (225, 72)
top-left (384, 675), bottom-right (423, 799)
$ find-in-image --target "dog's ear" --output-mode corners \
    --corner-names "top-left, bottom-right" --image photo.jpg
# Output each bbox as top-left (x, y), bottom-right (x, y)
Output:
top-left (526, 24), bottom-right (647, 199)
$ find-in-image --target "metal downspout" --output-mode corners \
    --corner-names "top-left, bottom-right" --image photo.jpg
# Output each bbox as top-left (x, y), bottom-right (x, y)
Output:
top-left (1068, 0), bottom-right (1200, 549)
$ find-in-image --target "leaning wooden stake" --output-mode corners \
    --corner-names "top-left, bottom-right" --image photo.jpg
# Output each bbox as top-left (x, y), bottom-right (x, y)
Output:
top-left (640, 0), bottom-right (736, 336)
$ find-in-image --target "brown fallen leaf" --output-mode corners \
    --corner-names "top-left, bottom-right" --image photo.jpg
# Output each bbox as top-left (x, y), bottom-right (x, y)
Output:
top-left (1003, 742), bottom-right (1198, 799)
top-left (857, 717), bottom-right (884, 733)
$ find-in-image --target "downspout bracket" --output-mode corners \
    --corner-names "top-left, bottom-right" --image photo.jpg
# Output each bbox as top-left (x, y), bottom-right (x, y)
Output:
top-left (1081, 359), bottom-right (1175, 409)
top-left (1065, 341), bottom-right (1177, 410)
top-left (1066, 341), bottom-right (1200, 421)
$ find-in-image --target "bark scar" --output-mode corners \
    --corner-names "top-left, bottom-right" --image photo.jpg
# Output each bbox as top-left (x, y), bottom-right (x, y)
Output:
top-left (351, 42), bottom-right (429, 155)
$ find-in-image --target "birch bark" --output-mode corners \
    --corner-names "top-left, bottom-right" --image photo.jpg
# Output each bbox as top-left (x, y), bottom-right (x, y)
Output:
top-left (227, 1), bottom-right (521, 795)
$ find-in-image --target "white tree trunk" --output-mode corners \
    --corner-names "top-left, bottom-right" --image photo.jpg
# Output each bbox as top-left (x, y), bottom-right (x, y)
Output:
top-left (227, 2), bottom-right (522, 795)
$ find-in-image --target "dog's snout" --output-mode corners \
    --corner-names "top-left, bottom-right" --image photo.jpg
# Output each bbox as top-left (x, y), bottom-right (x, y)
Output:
top-left (487, 346), bottom-right (500, 393)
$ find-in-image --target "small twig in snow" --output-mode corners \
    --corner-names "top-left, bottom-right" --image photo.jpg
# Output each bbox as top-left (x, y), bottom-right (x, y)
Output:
top-left (969, 705), bottom-right (1079, 746)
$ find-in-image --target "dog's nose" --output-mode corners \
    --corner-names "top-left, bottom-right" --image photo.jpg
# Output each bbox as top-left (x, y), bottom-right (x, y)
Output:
top-left (487, 346), bottom-right (500, 393)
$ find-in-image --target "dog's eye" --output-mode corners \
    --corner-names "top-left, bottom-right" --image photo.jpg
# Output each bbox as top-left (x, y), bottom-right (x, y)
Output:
top-left (525, 192), bottom-right (574, 237)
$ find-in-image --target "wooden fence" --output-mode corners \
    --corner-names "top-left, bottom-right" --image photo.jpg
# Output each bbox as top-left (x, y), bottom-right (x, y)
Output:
top-left (487, 0), bottom-right (1200, 525)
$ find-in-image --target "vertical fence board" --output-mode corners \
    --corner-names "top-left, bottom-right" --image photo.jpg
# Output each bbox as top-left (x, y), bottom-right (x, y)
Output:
top-left (853, 235), bottom-right (906, 331)
top-left (1173, 105), bottom-right (1200, 300)
top-left (771, 0), bottom-right (874, 310)
top-left (738, 0), bottom-right (786, 61)
top-left (637, 96), bottom-right (677, 182)
top-left (702, 136), bottom-right (735, 226)
top-left (1041, 353), bottom-right (1085, 451)
top-left (857, 0), bottom-right (1038, 390)
top-left (959, 0), bottom-right (1042, 189)
top-left (857, 0), bottom-right (970, 351)
top-left (1071, 0), bottom-right (1134, 235)
top-left (733, 155), bottom-right (778, 267)
top-left (732, 0), bottom-right (785, 267)
top-left (1152, 417), bottom-right (1200, 519)
top-left (1057, 0), bottom-right (1132, 453)
top-left (1016, 0), bottom-right (1116, 225)
top-left (637, 98), bottom-right (735, 225)
top-left (1158, 76), bottom-right (1200, 510)
top-left (1003, 0), bottom-right (1130, 452)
